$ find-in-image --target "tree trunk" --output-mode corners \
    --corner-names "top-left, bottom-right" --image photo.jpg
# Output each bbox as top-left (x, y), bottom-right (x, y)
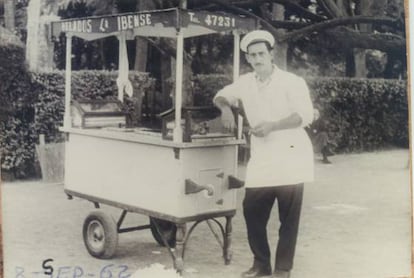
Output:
top-left (134, 37), bottom-right (148, 71)
top-left (131, 1), bottom-right (158, 125)
top-left (345, 48), bottom-right (355, 77)
top-left (100, 40), bottom-right (107, 69)
top-left (134, 0), bottom-right (156, 71)
top-left (26, 0), bottom-right (59, 71)
top-left (160, 52), bottom-right (172, 110)
top-left (353, 48), bottom-right (366, 77)
top-left (169, 39), bottom-right (193, 107)
top-left (271, 3), bottom-right (288, 70)
top-left (352, 0), bottom-right (386, 77)
top-left (4, 0), bottom-right (15, 31)
top-left (352, 1), bottom-right (368, 77)
top-left (319, 0), bottom-right (386, 77)
top-left (383, 50), bottom-right (406, 79)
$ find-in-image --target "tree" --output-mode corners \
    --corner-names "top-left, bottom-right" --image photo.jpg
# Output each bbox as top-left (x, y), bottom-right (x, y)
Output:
top-left (183, 0), bottom-right (405, 77)
top-left (134, 0), bottom-right (156, 71)
top-left (3, 0), bottom-right (15, 31)
top-left (24, 0), bottom-right (405, 78)
top-left (196, 0), bottom-right (404, 50)
top-left (39, 0), bottom-right (407, 77)
top-left (26, 0), bottom-right (61, 71)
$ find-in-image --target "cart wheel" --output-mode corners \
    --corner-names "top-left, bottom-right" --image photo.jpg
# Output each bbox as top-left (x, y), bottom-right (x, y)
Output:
top-left (149, 217), bottom-right (177, 247)
top-left (83, 211), bottom-right (118, 259)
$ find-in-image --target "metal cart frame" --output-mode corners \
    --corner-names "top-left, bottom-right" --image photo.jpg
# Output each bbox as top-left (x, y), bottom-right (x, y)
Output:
top-left (51, 6), bottom-right (254, 273)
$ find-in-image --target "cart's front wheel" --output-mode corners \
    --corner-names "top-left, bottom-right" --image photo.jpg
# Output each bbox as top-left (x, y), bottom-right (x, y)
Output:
top-left (149, 217), bottom-right (177, 247)
top-left (83, 211), bottom-right (118, 259)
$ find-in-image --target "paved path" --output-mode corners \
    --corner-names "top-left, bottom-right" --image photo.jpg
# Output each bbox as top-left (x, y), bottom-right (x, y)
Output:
top-left (1, 149), bottom-right (411, 278)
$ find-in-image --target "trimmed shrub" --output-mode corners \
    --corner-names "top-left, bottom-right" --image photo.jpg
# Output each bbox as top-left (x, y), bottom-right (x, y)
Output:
top-left (192, 74), bottom-right (232, 107)
top-left (0, 28), bottom-right (26, 104)
top-left (0, 116), bottom-right (37, 177)
top-left (0, 33), bottom-right (36, 114)
top-left (192, 74), bottom-right (408, 152)
top-left (1, 70), bottom-right (155, 179)
top-left (0, 33), bottom-right (39, 179)
top-left (307, 78), bottom-right (408, 152)
top-left (0, 69), bottom-right (407, 179)
top-left (32, 70), bottom-right (155, 143)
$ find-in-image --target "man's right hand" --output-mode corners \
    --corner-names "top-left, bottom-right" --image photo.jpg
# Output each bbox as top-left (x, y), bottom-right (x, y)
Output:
top-left (220, 106), bottom-right (236, 131)
top-left (214, 96), bottom-right (235, 131)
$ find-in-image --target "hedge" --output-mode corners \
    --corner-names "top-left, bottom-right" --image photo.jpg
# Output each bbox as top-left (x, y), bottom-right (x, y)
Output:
top-left (0, 34), bottom-right (37, 115)
top-left (0, 70), bottom-right (155, 179)
top-left (0, 70), bottom-right (408, 179)
top-left (0, 36), bottom-right (39, 178)
top-left (192, 74), bottom-right (408, 152)
top-left (32, 71), bottom-right (155, 142)
top-left (307, 77), bottom-right (408, 152)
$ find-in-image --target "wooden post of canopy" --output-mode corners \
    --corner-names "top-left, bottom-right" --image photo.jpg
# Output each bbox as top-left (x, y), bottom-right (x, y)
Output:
top-left (173, 30), bottom-right (184, 143)
top-left (64, 33), bottom-right (73, 128)
top-left (233, 31), bottom-right (243, 171)
top-left (233, 32), bottom-right (243, 140)
top-left (171, 0), bottom-right (188, 143)
top-left (233, 32), bottom-right (240, 81)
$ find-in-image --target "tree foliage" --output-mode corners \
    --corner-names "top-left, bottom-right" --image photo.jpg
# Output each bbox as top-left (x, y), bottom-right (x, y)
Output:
top-left (28, 0), bottom-right (401, 80)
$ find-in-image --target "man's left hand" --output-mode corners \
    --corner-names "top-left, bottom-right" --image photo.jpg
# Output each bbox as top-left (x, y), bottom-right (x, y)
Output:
top-left (250, 122), bottom-right (275, 137)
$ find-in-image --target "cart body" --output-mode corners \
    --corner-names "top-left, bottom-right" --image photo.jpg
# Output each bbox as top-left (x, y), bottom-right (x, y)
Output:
top-left (63, 127), bottom-right (242, 222)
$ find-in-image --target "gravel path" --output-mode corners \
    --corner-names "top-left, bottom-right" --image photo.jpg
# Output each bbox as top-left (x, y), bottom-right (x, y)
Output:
top-left (1, 149), bottom-right (411, 278)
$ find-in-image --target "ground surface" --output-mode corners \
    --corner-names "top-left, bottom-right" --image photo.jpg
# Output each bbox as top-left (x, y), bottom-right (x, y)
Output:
top-left (1, 149), bottom-right (412, 278)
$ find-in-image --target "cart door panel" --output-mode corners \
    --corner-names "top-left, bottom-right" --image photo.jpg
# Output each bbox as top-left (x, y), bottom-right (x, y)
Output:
top-left (180, 145), bottom-right (238, 215)
top-left (196, 168), bottom-right (223, 211)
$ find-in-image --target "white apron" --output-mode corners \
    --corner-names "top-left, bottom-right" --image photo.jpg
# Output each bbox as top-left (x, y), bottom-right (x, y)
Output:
top-left (215, 67), bottom-right (314, 187)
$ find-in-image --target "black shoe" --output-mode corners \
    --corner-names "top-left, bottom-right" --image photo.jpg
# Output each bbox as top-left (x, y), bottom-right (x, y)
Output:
top-left (273, 270), bottom-right (290, 278)
top-left (241, 265), bottom-right (272, 277)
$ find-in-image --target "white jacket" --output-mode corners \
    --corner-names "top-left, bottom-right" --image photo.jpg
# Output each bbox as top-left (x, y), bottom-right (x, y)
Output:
top-left (215, 66), bottom-right (314, 187)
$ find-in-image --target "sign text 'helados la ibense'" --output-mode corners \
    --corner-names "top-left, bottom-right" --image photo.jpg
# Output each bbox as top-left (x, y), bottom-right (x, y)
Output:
top-left (60, 13), bottom-right (152, 33)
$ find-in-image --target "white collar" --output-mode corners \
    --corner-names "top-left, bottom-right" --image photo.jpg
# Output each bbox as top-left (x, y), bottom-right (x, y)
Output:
top-left (254, 64), bottom-right (278, 82)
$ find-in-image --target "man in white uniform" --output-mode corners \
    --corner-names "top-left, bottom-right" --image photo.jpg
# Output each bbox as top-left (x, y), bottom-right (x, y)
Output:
top-left (214, 30), bottom-right (314, 278)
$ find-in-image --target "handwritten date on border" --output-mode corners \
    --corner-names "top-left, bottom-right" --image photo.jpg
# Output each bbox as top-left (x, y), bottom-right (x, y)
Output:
top-left (15, 261), bottom-right (131, 278)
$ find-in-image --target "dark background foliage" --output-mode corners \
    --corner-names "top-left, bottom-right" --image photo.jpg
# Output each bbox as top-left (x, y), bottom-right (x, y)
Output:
top-left (0, 33), bottom-right (38, 178)
top-left (307, 77), bottom-right (408, 151)
top-left (0, 68), bottom-right (408, 180)
top-left (0, 68), bottom-right (154, 179)
top-left (193, 74), bottom-right (408, 152)
top-left (0, 13), bottom-right (409, 180)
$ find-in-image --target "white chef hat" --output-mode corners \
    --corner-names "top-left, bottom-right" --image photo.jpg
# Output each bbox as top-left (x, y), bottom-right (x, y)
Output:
top-left (240, 30), bottom-right (275, 53)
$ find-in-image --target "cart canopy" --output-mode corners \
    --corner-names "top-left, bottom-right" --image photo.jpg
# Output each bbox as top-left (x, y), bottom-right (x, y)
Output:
top-left (51, 8), bottom-right (256, 41)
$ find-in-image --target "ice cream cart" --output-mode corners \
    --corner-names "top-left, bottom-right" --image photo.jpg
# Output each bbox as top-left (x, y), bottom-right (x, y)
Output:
top-left (51, 7), bottom-right (255, 272)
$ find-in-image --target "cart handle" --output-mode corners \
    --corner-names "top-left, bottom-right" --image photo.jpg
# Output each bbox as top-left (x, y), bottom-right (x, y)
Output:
top-left (185, 179), bottom-right (214, 196)
top-left (228, 175), bottom-right (245, 189)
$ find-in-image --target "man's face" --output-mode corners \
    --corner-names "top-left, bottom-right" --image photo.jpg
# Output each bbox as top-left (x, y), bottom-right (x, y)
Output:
top-left (245, 42), bottom-right (273, 73)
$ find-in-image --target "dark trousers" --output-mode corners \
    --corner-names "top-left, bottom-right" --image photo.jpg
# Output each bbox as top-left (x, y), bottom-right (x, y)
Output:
top-left (243, 183), bottom-right (304, 272)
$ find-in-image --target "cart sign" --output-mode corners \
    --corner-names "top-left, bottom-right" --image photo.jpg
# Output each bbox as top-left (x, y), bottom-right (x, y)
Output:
top-left (51, 8), bottom-right (256, 37)
top-left (52, 9), bottom-right (177, 37)
top-left (181, 10), bottom-right (254, 32)
top-left (60, 13), bottom-right (152, 32)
